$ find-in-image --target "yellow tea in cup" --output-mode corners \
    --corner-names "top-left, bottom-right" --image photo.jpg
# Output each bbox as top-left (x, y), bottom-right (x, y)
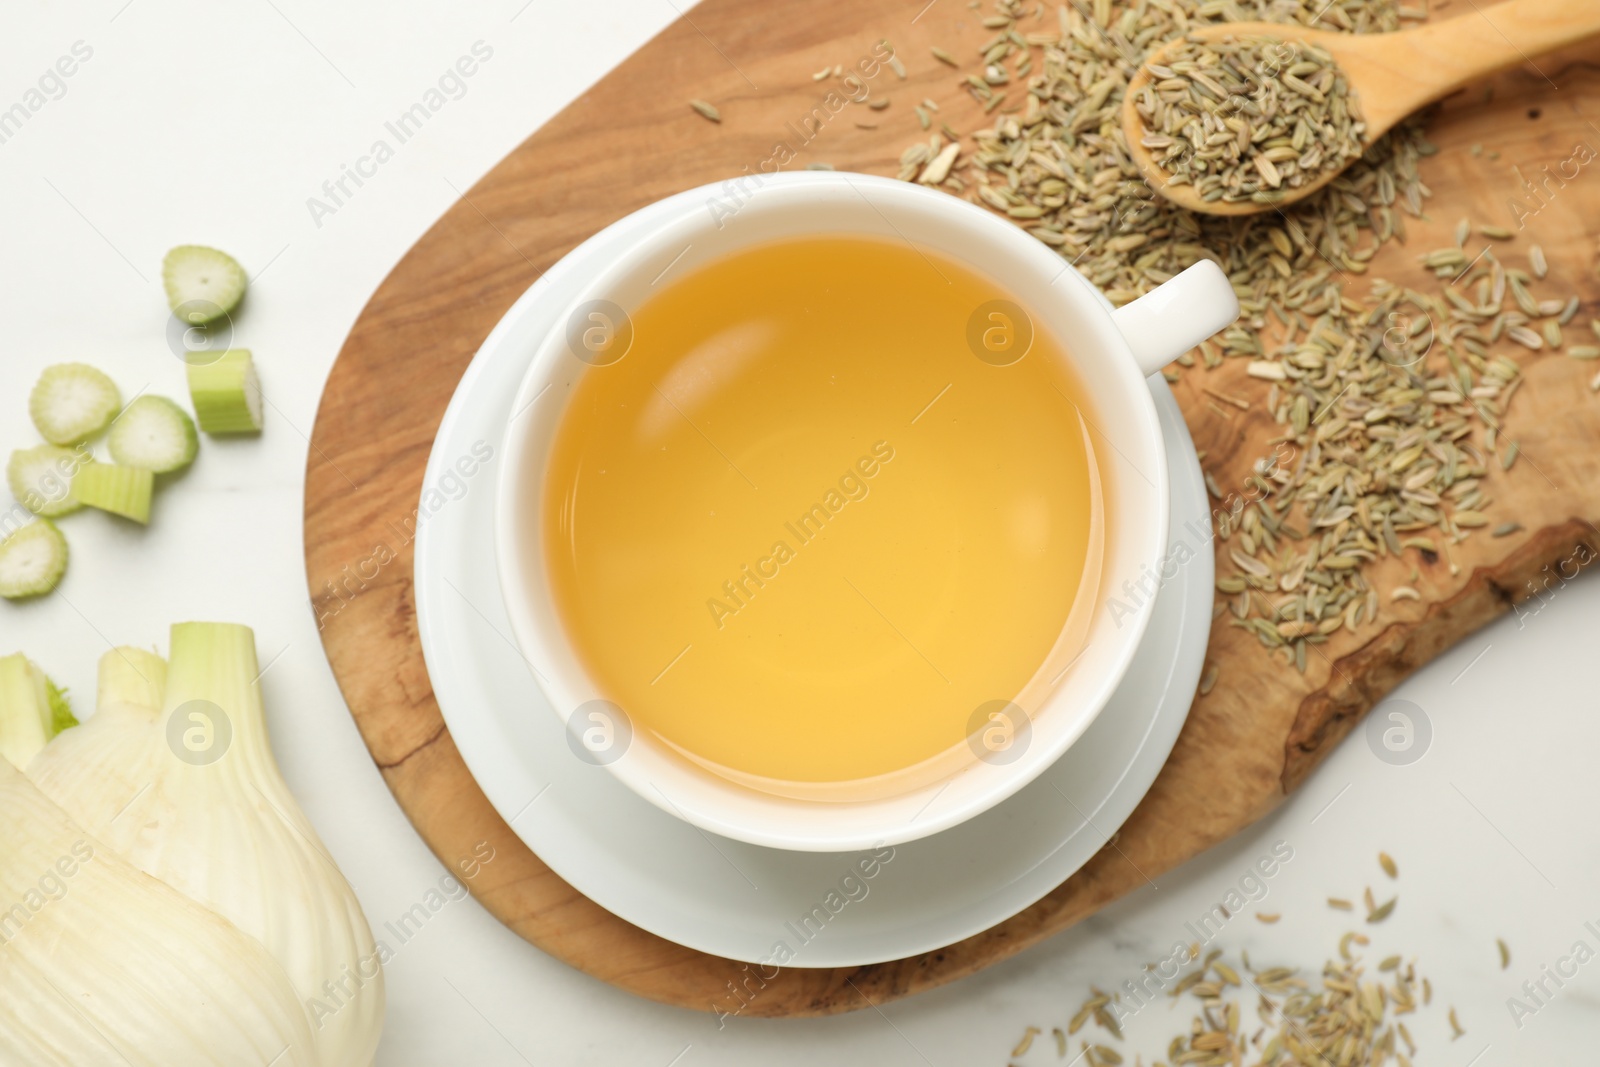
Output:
top-left (540, 235), bottom-right (1103, 791)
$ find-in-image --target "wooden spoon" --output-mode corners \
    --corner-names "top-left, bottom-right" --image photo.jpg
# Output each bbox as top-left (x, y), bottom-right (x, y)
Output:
top-left (1122, 0), bottom-right (1600, 217)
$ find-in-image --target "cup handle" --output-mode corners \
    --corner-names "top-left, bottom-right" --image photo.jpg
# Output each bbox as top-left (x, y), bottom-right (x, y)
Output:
top-left (1110, 260), bottom-right (1240, 379)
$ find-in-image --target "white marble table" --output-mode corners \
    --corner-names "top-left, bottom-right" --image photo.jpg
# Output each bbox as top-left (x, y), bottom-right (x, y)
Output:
top-left (1, 2), bottom-right (1593, 1061)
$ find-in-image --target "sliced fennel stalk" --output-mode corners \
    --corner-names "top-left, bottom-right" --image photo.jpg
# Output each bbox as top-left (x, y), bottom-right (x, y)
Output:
top-left (0, 760), bottom-right (319, 1066)
top-left (0, 652), bottom-right (77, 769)
top-left (27, 623), bottom-right (385, 1067)
top-left (188, 349), bottom-right (262, 433)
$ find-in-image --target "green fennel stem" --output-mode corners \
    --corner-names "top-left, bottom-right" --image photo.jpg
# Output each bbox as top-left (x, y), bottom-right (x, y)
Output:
top-left (0, 654), bottom-right (77, 769)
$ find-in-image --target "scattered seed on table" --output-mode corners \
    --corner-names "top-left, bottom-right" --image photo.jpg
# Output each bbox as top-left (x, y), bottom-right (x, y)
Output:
top-left (689, 99), bottom-right (721, 122)
top-left (1340, 931), bottom-right (1369, 959)
top-left (918, 142), bottom-right (960, 184)
top-left (1508, 325), bottom-right (1544, 350)
top-left (1012, 1026), bottom-right (1038, 1056)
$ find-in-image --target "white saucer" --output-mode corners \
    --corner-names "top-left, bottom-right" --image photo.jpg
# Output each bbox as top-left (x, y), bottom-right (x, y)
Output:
top-left (413, 188), bottom-right (1212, 967)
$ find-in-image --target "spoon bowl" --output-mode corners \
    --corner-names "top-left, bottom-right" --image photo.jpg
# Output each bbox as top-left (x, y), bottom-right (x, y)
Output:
top-left (1123, 0), bottom-right (1600, 217)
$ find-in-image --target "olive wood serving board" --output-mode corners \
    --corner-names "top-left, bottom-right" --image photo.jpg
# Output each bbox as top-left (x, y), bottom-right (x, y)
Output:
top-left (303, 0), bottom-right (1600, 1017)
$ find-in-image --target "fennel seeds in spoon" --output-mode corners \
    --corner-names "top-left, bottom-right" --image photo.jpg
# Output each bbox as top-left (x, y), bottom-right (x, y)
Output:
top-left (1133, 34), bottom-right (1367, 205)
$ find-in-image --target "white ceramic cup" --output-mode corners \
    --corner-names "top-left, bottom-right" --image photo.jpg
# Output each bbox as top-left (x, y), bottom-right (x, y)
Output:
top-left (495, 171), bottom-right (1237, 852)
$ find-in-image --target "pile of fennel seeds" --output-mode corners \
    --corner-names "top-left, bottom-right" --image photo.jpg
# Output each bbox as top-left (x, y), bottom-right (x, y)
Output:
top-left (1015, 939), bottom-right (1436, 1066)
top-left (898, 0), bottom-right (1576, 672)
top-left (1007, 853), bottom-right (1460, 1065)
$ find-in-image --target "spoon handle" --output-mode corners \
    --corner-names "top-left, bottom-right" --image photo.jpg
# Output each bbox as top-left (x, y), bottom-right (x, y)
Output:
top-left (1359, 0), bottom-right (1600, 130)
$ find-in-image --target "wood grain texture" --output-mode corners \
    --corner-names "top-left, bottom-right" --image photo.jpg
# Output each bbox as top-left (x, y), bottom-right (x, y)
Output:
top-left (304, 0), bottom-right (1600, 1017)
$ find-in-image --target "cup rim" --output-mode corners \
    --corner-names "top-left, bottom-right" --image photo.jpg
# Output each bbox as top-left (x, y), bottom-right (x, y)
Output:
top-left (493, 171), bottom-right (1171, 852)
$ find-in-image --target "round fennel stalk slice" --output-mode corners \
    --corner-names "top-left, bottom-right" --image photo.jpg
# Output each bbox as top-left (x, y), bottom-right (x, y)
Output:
top-left (6, 444), bottom-right (85, 517)
top-left (28, 362), bottom-right (122, 445)
top-left (0, 760), bottom-right (320, 1066)
top-left (28, 625), bottom-right (388, 1066)
top-left (187, 349), bottom-right (262, 434)
top-left (107, 395), bottom-right (198, 473)
top-left (163, 244), bottom-right (247, 325)
top-left (0, 520), bottom-right (68, 600)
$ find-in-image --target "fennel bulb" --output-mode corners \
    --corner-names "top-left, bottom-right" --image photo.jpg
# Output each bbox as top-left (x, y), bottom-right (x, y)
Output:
top-left (28, 623), bottom-right (385, 1067)
top-left (0, 758), bottom-right (320, 1066)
